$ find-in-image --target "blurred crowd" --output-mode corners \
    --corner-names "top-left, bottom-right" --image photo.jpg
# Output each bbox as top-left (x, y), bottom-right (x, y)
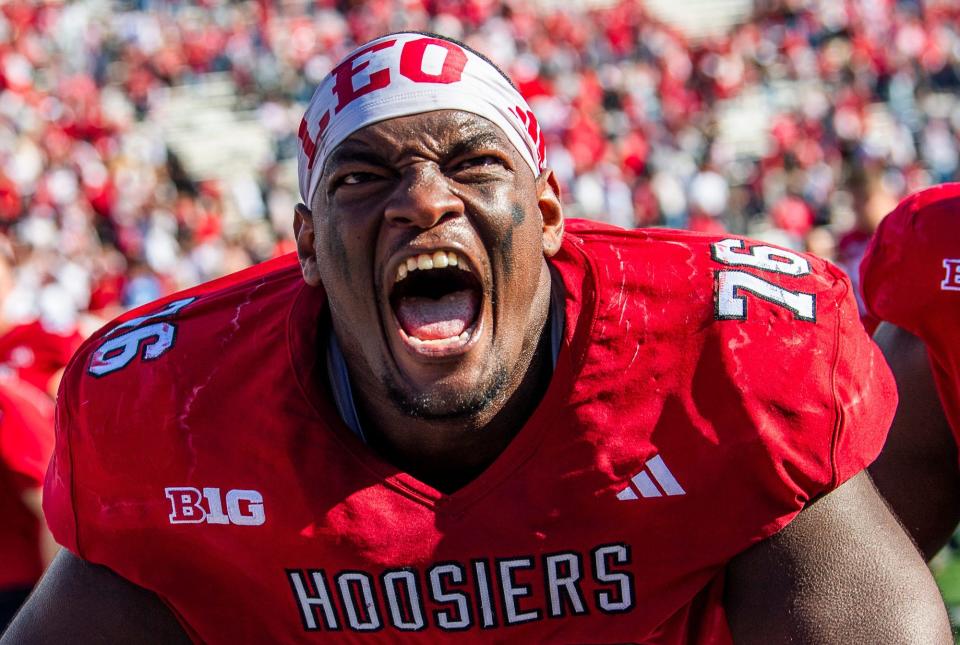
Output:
top-left (0, 0), bottom-right (959, 367)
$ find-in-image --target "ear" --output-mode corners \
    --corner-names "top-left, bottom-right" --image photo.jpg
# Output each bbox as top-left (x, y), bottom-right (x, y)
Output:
top-left (293, 203), bottom-right (322, 286)
top-left (537, 169), bottom-right (564, 258)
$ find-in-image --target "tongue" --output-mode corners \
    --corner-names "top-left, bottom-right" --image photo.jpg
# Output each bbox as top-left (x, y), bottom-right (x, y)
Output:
top-left (396, 289), bottom-right (479, 340)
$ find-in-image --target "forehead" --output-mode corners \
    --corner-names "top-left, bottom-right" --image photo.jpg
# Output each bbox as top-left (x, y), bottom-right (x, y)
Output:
top-left (328, 110), bottom-right (516, 163)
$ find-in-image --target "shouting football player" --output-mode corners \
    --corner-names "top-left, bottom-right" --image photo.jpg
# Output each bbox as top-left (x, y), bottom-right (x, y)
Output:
top-left (4, 34), bottom-right (949, 643)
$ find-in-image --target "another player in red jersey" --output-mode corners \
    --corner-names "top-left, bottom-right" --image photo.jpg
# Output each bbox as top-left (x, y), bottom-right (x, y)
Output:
top-left (0, 375), bottom-right (57, 629)
top-left (0, 320), bottom-right (84, 397)
top-left (4, 34), bottom-right (948, 643)
top-left (858, 183), bottom-right (960, 560)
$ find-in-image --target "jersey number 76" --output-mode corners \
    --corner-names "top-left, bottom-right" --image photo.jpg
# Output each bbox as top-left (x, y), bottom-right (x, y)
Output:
top-left (87, 297), bottom-right (196, 377)
top-left (710, 239), bottom-right (816, 322)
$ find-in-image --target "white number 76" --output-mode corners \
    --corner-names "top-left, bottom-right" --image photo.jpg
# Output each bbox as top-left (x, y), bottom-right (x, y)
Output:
top-left (711, 239), bottom-right (816, 322)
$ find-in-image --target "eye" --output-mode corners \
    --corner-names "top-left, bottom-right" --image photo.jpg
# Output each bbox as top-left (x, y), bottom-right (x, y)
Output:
top-left (328, 170), bottom-right (386, 195)
top-left (341, 171), bottom-right (382, 186)
top-left (456, 155), bottom-right (502, 171)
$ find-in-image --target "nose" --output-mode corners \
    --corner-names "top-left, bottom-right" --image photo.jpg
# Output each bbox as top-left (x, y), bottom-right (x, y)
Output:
top-left (384, 164), bottom-right (463, 228)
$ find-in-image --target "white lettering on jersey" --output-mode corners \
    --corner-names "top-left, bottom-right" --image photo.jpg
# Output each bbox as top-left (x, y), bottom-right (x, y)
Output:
top-left (428, 564), bottom-right (471, 630)
top-left (288, 569), bottom-right (341, 631)
top-left (710, 239), bottom-right (816, 322)
top-left (164, 487), bottom-right (265, 526)
top-left (942, 259), bottom-right (960, 291)
top-left (498, 558), bottom-right (541, 625)
top-left (382, 570), bottom-right (426, 631)
top-left (544, 553), bottom-right (587, 618)
top-left (337, 572), bottom-right (381, 631)
top-left (472, 559), bottom-right (497, 628)
top-left (89, 297), bottom-right (196, 376)
top-left (711, 238), bottom-right (811, 275)
top-left (716, 270), bottom-right (816, 321)
top-left (593, 544), bottom-right (634, 613)
top-left (284, 543), bottom-right (635, 633)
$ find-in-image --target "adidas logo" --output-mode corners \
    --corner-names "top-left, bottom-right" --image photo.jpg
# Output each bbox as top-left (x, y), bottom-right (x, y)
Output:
top-left (616, 455), bottom-right (685, 501)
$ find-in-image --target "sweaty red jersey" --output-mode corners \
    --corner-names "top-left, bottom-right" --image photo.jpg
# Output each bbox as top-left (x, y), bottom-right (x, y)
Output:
top-left (45, 220), bottom-right (893, 643)
top-left (0, 376), bottom-right (55, 589)
top-left (861, 183), bottom-right (960, 452)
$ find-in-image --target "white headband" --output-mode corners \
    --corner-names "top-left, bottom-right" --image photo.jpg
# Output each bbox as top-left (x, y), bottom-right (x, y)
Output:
top-left (297, 33), bottom-right (545, 208)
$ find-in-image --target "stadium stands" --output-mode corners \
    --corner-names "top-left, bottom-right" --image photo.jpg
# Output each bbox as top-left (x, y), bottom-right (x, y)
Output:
top-left (0, 0), bottom-right (958, 333)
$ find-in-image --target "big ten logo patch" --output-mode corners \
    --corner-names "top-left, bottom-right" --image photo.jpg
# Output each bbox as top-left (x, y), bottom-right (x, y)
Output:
top-left (165, 487), bottom-right (265, 526)
top-left (942, 259), bottom-right (960, 291)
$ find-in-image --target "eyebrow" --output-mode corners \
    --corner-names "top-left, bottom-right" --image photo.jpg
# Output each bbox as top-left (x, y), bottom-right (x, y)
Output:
top-left (324, 145), bottom-right (388, 173)
top-left (446, 131), bottom-right (511, 160)
top-left (324, 126), bottom-right (512, 176)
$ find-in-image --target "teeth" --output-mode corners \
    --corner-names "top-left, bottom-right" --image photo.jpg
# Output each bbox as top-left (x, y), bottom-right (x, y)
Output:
top-left (405, 330), bottom-right (472, 348)
top-left (396, 250), bottom-right (471, 282)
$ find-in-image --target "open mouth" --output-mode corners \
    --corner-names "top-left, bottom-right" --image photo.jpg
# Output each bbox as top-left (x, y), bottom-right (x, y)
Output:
top-left (389, 250), bottom-right (483, 356)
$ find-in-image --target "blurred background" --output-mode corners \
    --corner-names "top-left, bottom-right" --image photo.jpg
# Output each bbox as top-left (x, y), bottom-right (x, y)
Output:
top-left (2, 0), bottom-right (960, 632)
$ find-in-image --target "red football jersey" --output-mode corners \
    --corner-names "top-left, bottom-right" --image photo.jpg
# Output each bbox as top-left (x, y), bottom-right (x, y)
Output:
top-left (0, 376), bottom-right (55, 588)
top-left (0, 320), bottom-right (84, 394)
top-left (861, 183), bottom-right (960, 452)
top-left (45, 220), bottom-right (893, 643)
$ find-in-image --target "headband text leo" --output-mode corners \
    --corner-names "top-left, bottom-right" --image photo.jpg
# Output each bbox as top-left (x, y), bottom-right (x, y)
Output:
top-left (297, 33), bottom-right (545, 208)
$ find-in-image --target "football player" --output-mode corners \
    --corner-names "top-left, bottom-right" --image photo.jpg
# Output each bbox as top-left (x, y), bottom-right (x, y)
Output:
top-left (4, 34), bottom-right (948, 643)
top-left (860, 183), bottom-right (960, 561)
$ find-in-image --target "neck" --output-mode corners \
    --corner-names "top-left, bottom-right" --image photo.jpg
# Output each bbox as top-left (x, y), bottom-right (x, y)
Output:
top-left (363, 324), bottom-right (553, 493)
top-left (346, 276), bottom-right (555, 494)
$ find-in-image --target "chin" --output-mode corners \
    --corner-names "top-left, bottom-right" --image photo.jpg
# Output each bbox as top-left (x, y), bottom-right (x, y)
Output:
top-left (385, 363), bottom-right (508, 421)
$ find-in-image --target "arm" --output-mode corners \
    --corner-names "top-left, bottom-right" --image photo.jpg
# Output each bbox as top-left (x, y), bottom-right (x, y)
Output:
top-left (724, 470), bottom-right (950, 643)
top-left (1, 550), bottom-right (190, 644)
top-left (868, 322), bottom-right (960, 559)
top-left (21, 488), bottom-right (58, 567)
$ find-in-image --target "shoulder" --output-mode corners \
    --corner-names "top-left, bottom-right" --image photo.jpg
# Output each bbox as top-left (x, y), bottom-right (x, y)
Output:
top-left (563, 220), bottom-right (894, 495)
top-left (60, 254), bottom-right (308, 428)
top-left (564, 218), bottom-right (851, 325)
top-left (861, 182), bottom-right (960, 337)
top-left (66, 254), bottom-right (304, 385)
top-left (46, 255), bottom-right (310, 553)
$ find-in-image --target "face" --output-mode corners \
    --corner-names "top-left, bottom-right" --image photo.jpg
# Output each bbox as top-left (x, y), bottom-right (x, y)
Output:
top-left (295, 110), bottom-right (563, 422)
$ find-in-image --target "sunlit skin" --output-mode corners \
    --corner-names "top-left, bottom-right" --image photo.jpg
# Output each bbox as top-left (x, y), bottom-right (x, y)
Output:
top-left (294, 110), bottom-right (564, 492)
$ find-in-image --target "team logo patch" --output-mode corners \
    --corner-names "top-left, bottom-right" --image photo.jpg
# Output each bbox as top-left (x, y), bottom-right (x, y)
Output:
top-left (165, 486), bottom-right (265, 526)
top-left (616, 455), bottom-right (685, 501)
top-left (941, 259), bottom-right (960, 292)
